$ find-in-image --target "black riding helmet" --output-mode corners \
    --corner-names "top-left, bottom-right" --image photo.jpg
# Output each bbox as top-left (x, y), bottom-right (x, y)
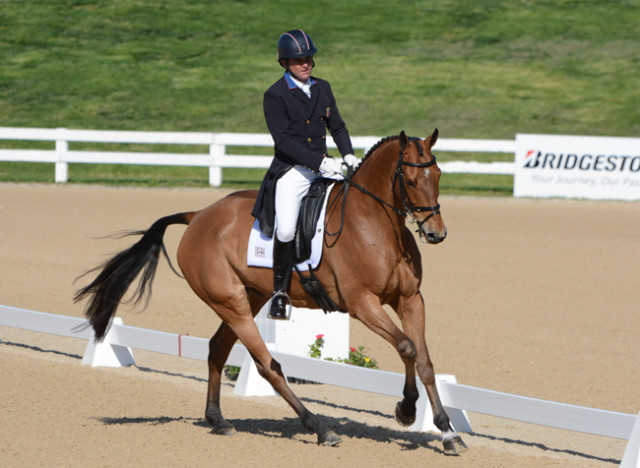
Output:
top-left (277, 29), bottom-right (317, 62)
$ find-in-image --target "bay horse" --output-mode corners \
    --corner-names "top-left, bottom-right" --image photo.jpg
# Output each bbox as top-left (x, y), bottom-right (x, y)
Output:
top-left (74, 129), bottom-right (468, 455)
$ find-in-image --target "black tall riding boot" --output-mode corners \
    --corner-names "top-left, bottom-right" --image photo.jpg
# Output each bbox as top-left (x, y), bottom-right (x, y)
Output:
top-left (269, 238), bottom-right (296, 320)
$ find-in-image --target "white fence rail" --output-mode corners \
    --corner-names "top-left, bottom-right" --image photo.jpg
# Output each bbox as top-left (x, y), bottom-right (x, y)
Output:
top-left (0, 127), bottom-right (516, 186)
top-left (0, 304), bottom-right (638, 465)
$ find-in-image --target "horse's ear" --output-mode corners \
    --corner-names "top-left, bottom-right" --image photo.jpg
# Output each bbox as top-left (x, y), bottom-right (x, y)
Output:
top-left (399, 131), bottom-right (408, 150)
top-left (428, 128), bottom-right (439, 148)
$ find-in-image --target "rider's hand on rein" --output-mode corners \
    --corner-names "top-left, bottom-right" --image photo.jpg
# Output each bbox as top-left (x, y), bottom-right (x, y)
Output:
top-left (343, 154), bottom-right (360, 169)
top-left (320, 156), bottom-right (345, 175)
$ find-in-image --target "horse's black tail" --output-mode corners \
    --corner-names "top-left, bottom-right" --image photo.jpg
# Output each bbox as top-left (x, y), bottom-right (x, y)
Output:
top-left (73, 212), bottom-right (194, 341)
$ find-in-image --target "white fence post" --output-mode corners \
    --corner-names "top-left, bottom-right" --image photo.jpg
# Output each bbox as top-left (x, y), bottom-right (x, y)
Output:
top-left (209, 134), bottom-right (223, 187)
top-left (54, 127), bottom-right (69, 183)
top-left (621, 412), bottom-right (640, 468)
top-left (409, 374), bottom-right (473, 433)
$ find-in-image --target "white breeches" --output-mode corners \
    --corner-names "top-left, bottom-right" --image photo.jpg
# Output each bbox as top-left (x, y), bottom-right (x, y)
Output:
top-left (274, 165), bottom-right (321, 242)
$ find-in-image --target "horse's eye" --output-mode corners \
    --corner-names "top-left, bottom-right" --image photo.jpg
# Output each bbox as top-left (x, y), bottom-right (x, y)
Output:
top-left (406, 180), bottom-right (416, 188)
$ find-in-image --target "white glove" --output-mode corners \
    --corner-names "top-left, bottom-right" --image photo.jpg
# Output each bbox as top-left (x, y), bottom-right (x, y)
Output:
top-left (319, 157), bottom-right (344, 175)
top-left (343, 154), bottom-right (360, 169)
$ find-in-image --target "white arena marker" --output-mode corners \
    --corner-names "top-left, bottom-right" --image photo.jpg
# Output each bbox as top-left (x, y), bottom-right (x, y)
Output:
top-left (621, 411), bottom-right (640, 468)
top-left (81, 317), bottom-right (135, 367)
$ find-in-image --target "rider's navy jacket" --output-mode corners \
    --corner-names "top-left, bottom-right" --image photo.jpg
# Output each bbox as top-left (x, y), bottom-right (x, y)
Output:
top-left (251, 73), bottom-right (354, 237)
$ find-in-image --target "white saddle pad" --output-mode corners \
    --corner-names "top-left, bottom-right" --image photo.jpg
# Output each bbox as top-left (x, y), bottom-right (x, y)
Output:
top-left (247, 183), bottom-right (335, 270)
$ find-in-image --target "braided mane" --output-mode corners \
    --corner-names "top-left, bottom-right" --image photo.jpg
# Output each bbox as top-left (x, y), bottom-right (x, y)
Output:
top-left (349, 135), bottom-right (400, 176)
top-left (362, 135), bottom-right (399, 161)
top-left (355, 133), bottom-right (422, 174)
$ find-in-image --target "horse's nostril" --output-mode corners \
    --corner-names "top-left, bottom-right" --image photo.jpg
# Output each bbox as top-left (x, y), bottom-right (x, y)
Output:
top-left (427, 231), bottom-right (445, 244)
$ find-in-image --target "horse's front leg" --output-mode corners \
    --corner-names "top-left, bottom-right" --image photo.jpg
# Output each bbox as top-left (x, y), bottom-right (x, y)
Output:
top-left (398, 293), bottom-right (468, 455)
top-left (205, 322), bottom-right (238, 435)
top-left (348, 295), bottom-right (421, 427)
top-left (394, 354), bottom-right (420, 427)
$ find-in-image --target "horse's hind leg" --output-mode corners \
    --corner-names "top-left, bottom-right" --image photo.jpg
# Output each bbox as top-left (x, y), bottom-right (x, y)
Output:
top-left (203, 290), bottom-right (264, 435)
top-left (209, 292), bottom-right (341, 446)
top-left (236, 317), bottom-right (341, 445)
top-left (204, 322), bottom-right (238, 435)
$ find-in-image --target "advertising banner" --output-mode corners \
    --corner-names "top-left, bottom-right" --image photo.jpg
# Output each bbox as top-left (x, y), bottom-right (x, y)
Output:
top-left (514, 134), bottom-right (640, 201)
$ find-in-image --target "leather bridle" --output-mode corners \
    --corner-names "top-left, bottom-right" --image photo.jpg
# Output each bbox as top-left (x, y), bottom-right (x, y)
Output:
top-left (327, 138), bottom-right (441, 240)
top-left (393, 138), bottom-right (441, 232)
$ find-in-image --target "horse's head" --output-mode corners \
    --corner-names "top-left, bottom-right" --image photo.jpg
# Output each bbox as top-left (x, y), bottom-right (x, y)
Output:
top-left (395, 129), bottom-right (447, 244)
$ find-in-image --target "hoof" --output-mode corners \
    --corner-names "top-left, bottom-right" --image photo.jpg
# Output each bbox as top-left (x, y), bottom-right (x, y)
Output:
top-left (205, 413), bottom-right (236, 436)
top-left (394, 402), bottom-right (416, 427)
top-left (318, 430), bottom-right (342, 446)
top-left (212, 425), bottom-right (237, 436)
top-left (442, 434), bottom-right (468, 455)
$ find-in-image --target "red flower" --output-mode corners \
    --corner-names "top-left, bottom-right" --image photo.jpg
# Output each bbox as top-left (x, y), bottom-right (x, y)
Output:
top-left (316, 334), bottom-right (324, 339)
top-left (350, 347), bottom-right (356, 352)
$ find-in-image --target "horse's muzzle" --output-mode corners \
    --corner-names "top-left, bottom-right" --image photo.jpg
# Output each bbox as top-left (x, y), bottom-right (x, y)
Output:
top-left (419, 226), bottom-right (447, 244)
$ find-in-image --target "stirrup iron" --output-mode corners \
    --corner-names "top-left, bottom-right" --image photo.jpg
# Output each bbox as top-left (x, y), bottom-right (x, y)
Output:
top-left (268, 290), bottom-right (292, 320)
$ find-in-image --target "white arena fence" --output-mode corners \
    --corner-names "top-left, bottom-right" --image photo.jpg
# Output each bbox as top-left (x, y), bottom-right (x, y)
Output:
top-left (0, 126), bottom-right (515, 186)
top-left (1, 304), bottom-right (638, 466)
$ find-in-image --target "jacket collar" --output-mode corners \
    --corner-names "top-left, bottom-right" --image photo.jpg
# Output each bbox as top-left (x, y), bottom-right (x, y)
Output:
top-left (284, 72), bottom-right (317, 90)
top-left (283, 72), bottom-right (320, 117)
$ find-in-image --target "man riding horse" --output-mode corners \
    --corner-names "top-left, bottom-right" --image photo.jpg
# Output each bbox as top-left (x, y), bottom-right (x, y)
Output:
top-left (74, 29), bottom-right (468, 455)
top-left (251, 29), bottom-right (359, 320)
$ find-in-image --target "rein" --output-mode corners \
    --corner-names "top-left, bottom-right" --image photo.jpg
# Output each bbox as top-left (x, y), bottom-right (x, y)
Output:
top-left (325, 139), bottom-right (440, 239)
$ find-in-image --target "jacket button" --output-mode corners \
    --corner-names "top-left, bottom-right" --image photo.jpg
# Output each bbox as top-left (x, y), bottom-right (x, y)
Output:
top-left (307, 137), bottom-right (312, 142)
top-left (306, 120), bottom-right (310, 124)
top-left (322, 135), bottom-right (325, 139)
